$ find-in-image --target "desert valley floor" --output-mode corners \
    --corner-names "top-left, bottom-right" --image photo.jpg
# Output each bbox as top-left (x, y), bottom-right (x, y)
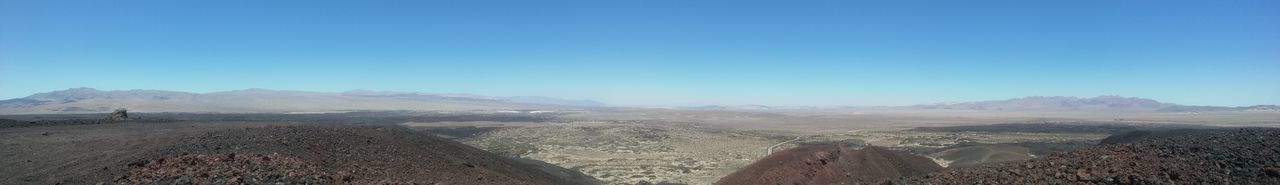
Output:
top-left (3, 108), bottom-right (1278, 184)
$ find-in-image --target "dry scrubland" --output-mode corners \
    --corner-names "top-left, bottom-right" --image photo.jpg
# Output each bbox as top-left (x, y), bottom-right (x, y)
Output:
top-left (402, 109), bottom-right (1271, 184)
top-left (413, 121), bottom-right (783, 185)
top-left (563, 109), bottom-right (1279, 132)
top-left (435, 125), bottom-right (1108, 184)
top-left (3, 109), bottom-right (1277, 185)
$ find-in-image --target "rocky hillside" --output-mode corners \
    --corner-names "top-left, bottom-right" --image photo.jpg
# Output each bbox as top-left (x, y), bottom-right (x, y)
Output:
top-left (897, 128), bottom-right (1280, 184)
top-left (103, 125), bottom-right (599, 184)
top-left (0, 88), bottom-right (603, 114)
top-left (715, 145), bottom-right (942, 185)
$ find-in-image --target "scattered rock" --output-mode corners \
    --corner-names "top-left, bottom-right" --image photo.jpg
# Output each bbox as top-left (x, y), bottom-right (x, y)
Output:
top-left (1265, 168), bottom-right (1280, 177)
top-left (895, 128), bottom-right (1280, 184)
top-left (716, 145), bottom-right (942, 185)
top-left (123, 125), bottom-right (597, 184)
top-left (107, 109), bottom-right (129, 122)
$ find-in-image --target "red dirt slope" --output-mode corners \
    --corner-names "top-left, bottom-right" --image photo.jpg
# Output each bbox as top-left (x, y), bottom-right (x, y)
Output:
top-left (716, 145), bottom-right (942, 185)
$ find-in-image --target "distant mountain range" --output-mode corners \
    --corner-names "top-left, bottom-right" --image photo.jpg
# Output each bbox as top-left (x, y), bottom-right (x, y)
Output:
top-left (1155, 105), bottom-right (1280, 112)
top-left (914, 96), bottom-right (1170, 111)
top-left (914, 95), bottom-right (1277, 112)
top-left (1, 88), bottom-right (1272, 114)
top-left (0, 88), bottom-right (604, 114)
top-left (662, 104), bottom-right (865, 111)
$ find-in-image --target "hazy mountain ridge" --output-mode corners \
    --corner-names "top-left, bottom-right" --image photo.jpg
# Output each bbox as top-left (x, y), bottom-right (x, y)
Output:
top-left (678, 104), bottom-right (776, 110)
top-left (1157, 105), bottom-right (1280, 112)
top-left (914, 96), bottom-right (1174, 111)
top-left (913, 95), bottom-right (1277, 112)
top-left (3, 88), bottom-right (1271, 114)
top-left (338, 90), bottom-right (605, 106)
top-left (0, 88), bottom-right (603, 114)
top-left (666, 104), bottom-right (857, 111)
top-left (499, 96), bottom-right (607, 107)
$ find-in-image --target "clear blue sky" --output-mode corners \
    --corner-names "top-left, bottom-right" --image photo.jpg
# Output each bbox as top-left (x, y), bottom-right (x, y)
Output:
top-left (1, 0), bottom-right (1277, 106)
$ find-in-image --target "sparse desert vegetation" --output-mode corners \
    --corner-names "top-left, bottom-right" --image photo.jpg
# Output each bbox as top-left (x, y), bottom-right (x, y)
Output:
top-left (419, 120), bottom-right (782, 185)
top-left (4, 0), bottom-right (1276, 184)
top-left (4, 100), bottom-right (1278, 185)
top-left (398, 109), bottom-right (1271, 184)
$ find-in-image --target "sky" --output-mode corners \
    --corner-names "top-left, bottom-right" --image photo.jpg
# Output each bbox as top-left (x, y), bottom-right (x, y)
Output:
top-left (1, 0), bottom-right (1277, 106)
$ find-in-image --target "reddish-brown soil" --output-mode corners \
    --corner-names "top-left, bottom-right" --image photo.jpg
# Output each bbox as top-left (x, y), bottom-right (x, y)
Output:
top-left (111, 125), bottom-right (595, 184)
top-left (897, 128), bottom-right (1280, 184)
top-left (715, 145), bottom-right (943, 185)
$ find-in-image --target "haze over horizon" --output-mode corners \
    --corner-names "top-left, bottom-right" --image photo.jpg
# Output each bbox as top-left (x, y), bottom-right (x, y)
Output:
top-left (4, 87), bottom-right (1271, 108)
top-left (3, 0), bottom-right (1278, 106)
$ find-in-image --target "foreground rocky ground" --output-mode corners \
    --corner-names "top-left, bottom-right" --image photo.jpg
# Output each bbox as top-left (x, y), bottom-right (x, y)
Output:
top-left (896, 128), bottom-right (1280, 184)
top-left (715, 145), bottom-right (942, 185)
top-left (119, 125), bottom-right (597, 184)
top-left (712, 128), bottom-right (1280, 185)
top-left (120, 153), bottom-right (348, 184)
top-left (4, 111), bottom-right (1277, 185)
top-left (1, 122), bottom-right (292, 184)
top-left (0, 121), bottom-right (599, 184)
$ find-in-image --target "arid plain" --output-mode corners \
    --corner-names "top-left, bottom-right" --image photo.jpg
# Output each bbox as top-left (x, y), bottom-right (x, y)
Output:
top-left (403, 108), bottom-right (1277, 184)
top-left (2, 89), bottom-right (1277, 184)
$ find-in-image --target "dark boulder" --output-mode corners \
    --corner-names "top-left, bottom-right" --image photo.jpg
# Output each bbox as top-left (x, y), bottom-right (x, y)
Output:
top-left (108, 108), bottom-right (129, 122)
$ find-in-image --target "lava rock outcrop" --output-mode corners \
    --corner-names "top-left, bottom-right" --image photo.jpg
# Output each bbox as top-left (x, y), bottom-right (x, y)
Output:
top-left (899, 128), bottom-right (1280, 184)
top-left (716, 145), bottom-right (942, 185)
top-left (116, 125), bottom-right (598, 184)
